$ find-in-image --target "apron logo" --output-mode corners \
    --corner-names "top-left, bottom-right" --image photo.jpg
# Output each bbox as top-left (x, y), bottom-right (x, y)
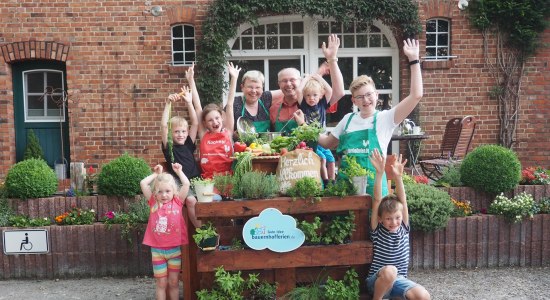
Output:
top-left (362, 140), bottom-right (369, 147)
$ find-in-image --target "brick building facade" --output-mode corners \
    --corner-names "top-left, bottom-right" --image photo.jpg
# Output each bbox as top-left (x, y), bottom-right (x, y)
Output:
top-left (0, 0), bottom-right (548, 180)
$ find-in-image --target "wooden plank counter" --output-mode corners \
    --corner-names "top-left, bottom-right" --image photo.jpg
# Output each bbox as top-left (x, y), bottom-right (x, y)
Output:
top-left (182, 195), bottom-right (373, 299)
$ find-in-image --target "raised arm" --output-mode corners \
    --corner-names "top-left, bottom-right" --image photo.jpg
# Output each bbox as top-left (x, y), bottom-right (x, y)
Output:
top-left (225, 62), bottom-right (241, 135)
top-left (186, 63), bottom-right (202, 121)
top-left (172, 163), bottom-right (190, 200)
top-left (369, 149), bottom-right (386, 231)
top-left (388, 153), bottom-right (409, 225)
top-left (180, 86), bottom-right (198, 142)
top-left (140, 164), bottom-right (163, 200)
top-left (161, 95), bottom-right (179, 147)
top-left (296, 74), bottom-right (312, 105)
top-left (311, 73), bottom-right (333, 103)
top-left (322, 34), bottom-right (345, 104)
top-left (318, 132), bottom-right (339, 149)
top-left (394, 39), bottom-right (423, 124)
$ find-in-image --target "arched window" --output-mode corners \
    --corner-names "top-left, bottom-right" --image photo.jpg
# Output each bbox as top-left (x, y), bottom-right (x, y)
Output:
top-left (228, 16), bottom-right (399, 126)
top-left (425, 18), bottom-right (450, 60)
top-left (171, 24), bottom-right (195, 65)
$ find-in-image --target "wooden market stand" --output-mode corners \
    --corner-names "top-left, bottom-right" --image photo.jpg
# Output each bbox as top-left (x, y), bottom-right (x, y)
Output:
top-left (181, 195), bottom-right (373, 299)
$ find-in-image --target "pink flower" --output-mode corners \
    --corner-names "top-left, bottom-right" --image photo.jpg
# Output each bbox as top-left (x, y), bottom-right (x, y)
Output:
top-left (413, 175), bottom-right (429, 184)
top-left (104, 211), bottom-right (115, 219)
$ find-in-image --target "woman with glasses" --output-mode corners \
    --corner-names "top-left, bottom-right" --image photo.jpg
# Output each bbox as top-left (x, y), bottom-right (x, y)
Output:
top-left (318, 38), bottom-right (423, 196)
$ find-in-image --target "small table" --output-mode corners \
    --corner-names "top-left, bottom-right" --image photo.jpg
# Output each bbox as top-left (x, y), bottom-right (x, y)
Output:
top-left (390, 134), bottom-right (430, 175)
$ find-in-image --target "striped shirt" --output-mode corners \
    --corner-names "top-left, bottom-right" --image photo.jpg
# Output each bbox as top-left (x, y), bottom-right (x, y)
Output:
top-left (368, 222), bottom-right (410, 277)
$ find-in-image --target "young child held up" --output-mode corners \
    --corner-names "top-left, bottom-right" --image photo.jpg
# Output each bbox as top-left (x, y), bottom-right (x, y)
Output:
top-left (367, 149), bottom-right (430, 300)
top-left (161, 85), bottom-right (201, 228)
top-left (140, 163), bottom-right (190, 300)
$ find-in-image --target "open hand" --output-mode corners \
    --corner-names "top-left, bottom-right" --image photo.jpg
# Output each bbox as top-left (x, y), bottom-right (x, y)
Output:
top-left (153, 164), bottom-right (163, 174)
top-left (228, 62), bottom-right (241, 78)
top-left (322, 34), bottom-right (340, 60)
top-left (403, 38), bottom-right (419, 61)
top-left (167, 93), bottom-right (179, 103)
top-left (179, 86), bottom-right (192, 104)
top-left (185, 62), bottom-right (195, 83)
top-left (388, 154), bottom-right (408, 178)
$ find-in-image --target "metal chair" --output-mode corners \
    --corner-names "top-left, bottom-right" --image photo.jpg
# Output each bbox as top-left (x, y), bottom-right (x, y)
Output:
top-left (419, 116), bottom-right (476, 181)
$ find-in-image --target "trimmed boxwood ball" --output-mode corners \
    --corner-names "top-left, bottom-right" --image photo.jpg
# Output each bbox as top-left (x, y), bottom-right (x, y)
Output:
top-left (460, 145), bottom-right (521, 195)
top-left (405, 182), bottom-right (454, 232)
top-left (5, 158), bottom-right (58, 199)
top-left (97, 153), bottom-right (151, 197)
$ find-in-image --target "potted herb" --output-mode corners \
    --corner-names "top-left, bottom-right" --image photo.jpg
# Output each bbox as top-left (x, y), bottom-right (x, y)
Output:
top-left (192, 177), bottom-right (215, 203)
top-left (340, 156), bottom-right (372, 195)
top-left (193, 222), bottom-right (219, 251)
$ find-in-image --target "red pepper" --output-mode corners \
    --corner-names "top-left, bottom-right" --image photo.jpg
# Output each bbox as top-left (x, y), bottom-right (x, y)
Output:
top-left (234, 142), bottom-right (247, 152)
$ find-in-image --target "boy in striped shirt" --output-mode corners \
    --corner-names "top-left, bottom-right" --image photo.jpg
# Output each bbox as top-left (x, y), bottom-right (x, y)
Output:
top-left (368, 149), bottom-right (430, 300)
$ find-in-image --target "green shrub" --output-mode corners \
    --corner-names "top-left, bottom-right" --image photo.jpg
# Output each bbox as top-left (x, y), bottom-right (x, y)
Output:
top-left (5, 158), bottom-right (58, 199)
top-left (436, 163), bottom-right (463, 187)
top-left (23, 129), bottom-right (45, 160)
top-left (537, 197), bottom-right (550, 214)
top-left (0, 198), bottom-right (14, 226)
top-left (460, 145), bottom-right (521, 194)
top-left (97, 153), bottom-right (151, 197)
top-left (9, 215), bottom-right (51, 227)
top-left (405, 182), bottom-right (454, 232)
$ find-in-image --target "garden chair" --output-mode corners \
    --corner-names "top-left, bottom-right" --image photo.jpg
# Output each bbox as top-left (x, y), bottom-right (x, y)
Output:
top-left (419, 116), bottom-right (476, 181)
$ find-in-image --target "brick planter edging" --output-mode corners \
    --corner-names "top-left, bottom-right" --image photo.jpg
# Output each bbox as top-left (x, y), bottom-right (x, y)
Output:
top-left (443, 185), bottom-right (550, 211)
top-left (410, 214), bottom-right (550, 269)
top-left (0, 223), bottom-right (151, 279)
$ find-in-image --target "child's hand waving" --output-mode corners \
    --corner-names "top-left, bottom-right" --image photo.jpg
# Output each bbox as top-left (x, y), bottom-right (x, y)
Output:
top-left (179, 86), bottom-right (192, 104)
top-left (369, 149), bottom-right (385, 173)
top-left (388, 154), bottom-right (408, 179)
top-left (185, 62), bottom-right (195, 82)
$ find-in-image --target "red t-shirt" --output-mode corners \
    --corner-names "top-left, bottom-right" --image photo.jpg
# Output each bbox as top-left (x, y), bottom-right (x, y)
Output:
top-left (199, 129), bottom-right (233, 179)
top-left (142, 195), bottom-right (188, 248)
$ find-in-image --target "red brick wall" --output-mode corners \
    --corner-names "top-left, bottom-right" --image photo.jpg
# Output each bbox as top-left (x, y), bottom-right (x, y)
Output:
top-left (0, 0), bottom-right (549, 180)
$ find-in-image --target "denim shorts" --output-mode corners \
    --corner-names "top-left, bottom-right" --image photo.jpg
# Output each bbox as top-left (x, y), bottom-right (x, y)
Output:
top-left (316, 145), bottom-right (335, 163)
top-left (366, 269), bottom-right (418, 299)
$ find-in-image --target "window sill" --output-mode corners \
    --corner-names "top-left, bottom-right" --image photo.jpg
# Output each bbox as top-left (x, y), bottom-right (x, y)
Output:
top-left (422, 60), bottom-right (454, 70)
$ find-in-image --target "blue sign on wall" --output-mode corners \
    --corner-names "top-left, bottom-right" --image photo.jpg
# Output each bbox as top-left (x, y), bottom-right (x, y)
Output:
top-left (242, 208), bottom-right (305, 253)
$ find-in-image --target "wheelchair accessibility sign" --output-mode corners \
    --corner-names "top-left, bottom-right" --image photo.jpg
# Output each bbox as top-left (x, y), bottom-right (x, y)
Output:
top-left (3, 229), bottom-right (49, 254)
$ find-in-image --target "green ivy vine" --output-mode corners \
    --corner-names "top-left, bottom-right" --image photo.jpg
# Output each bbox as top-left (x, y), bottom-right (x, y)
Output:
top-left (196, 0), bottom-right (422, 105)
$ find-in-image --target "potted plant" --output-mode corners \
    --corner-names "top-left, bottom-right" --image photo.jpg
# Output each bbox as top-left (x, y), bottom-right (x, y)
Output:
top-left (340, 156), bottom-right (371, 195)
top-left (193, 222), bottom-right (219, 251)
top-left (192, 177), bottom-right (215, 203)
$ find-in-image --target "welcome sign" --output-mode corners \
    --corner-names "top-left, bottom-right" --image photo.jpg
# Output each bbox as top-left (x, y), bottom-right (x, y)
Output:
top-left (242, 208), bottom-right (305, 253)
top-left (276, 149), bottom-right (321, 193)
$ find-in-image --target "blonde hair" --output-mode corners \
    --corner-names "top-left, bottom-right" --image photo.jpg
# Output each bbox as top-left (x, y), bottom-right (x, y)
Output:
top-left (241, 70), bottom-right (265, 85)
top-left (303, 78), bottom-right (324, 95)
top-left (349, 75), bottom-right (376, 94)
top-left (152, 172), bottom-right (178, 196)
top-left (201, 103), bottom-right (224, 123)
top-left (377, 194), bottom-right (404, 217)
top-left (170, 116), bottom-right (188, 129)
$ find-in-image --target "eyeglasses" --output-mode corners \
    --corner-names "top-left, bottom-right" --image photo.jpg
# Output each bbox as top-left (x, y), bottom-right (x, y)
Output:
top-left (279, 78), bottom-right (299, 84)
top-left (353, 92), bottom-right (376, 100)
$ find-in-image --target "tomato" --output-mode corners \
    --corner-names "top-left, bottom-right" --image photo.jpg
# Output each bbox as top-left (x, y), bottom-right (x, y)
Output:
top-left (298, 141), bottom-right (307, 148)
top-left (234, 142), bottom-right (247, 152)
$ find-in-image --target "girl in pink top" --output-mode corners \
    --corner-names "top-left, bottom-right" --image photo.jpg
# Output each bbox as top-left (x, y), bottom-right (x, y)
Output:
top-left (140, 163), bottom-right (190, 300)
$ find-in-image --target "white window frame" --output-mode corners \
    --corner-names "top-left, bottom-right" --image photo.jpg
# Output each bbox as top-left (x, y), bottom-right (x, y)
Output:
top-left (171, 24), bottom-right (196, 66)
top-left (425, 18), bottom-right (450, 60)
top-left (23, 69), bottom-right (65, 123)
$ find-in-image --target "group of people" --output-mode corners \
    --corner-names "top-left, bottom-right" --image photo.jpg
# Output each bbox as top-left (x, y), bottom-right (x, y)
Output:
top-left (139, 34), bottom-right (430, 300)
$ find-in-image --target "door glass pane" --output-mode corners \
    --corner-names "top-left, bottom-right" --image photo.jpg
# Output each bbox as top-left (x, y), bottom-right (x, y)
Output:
top-left (46, 72), bottom-right (62, 90)
top-left (28, 95), bottom-right (43, 111)
top-left (227, 60), bottom-right (265, 93)
top-left (27, 72), bottom-right (44, 93)
top-left (358, 57), bottom-right (392, 89)
top-left (268, 59), bottom-right (301, 91)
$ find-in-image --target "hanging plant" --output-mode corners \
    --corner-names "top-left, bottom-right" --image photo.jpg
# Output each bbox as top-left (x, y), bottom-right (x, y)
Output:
top-left (196, 0), bottom-right (421, 105)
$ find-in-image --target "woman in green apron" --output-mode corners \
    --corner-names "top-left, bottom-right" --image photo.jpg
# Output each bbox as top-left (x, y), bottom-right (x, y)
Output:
top-left (232, 70), bottom-right (273, 132)
top-left (318, 38), bottom-right (423, 197)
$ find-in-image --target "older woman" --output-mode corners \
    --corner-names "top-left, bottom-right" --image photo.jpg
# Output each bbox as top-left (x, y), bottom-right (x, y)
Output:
top-left (232, 70), bottom-right (274, 133)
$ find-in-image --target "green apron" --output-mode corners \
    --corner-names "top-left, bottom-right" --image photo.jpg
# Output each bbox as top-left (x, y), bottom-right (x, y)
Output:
top-left (336, 112), bottom-right (388, 196)
top-left (274, 102), bottom-right (298, 134)
top-left (242, 98), bottom-right (271, 133)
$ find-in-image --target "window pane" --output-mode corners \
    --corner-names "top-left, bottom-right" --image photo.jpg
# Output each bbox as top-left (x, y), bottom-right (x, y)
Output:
top-left (292, 22), bottom-right (303, 34)
top-left (377, 93), bottom-right (392, 111)
top-left (47, 72), bottom-right (62, 90)
top-left (28, 95), bottom-right (43, 110)
top-left (47, 107), bottom-right (61, 116)
top-left (27, 72), bottom-right (44, 93)
top-left (173, 39), bottom-right (183, 51)
top-left (343, 22), bottom-right (354, 33)
top-left (254, 25), bottom-right (265, 35)
top-left (228, 59), bottom-right (264, 92)
top-left (369, 25), bottom-right (381, 33)
top-left (266, 24), bottom-right (278, 35)
top-left (338, 57), bottom-right (354, 89)
top-left (344, 35), bottom-right (355, 48)
top-left (293, 36), bottom-right (304, 49)
top-left (268, 59), bottom-right (301, 90)
top-left (242, 28), bottom-right (252, 35)
top-left (357, 35), bottom-right (368, 47)
top-left (267, 36), bottom-right (278, 49)
top-left (254, 37), bottom-right (265, 49)
top-left (185, 39), bottom-right (195, 51)
top-left (318, 21), bottom-right (329, 34)
top-left (358, 57), bottom-right (392, 89)
top-left (280, 36), bottom-right (291, 49)
top-left (369, 35), bottom-right (381, 47)
top-left (184, 25), bottom-right (194, 37)
top-left (331, 22), bottom-right (342, 33)
top-left (382, 36), bottom-right (390, 47)
top-left (426, 34), bottom-right (436, 46)
top-left (438, 20), bottom-right (448, 32)
top-left (425, 48), bottom-right (436, 58)
top-left (242, 37), bottom-right (253, 50)
top-left (173, 53), bottom-right (184, 63)
top-left (232, 37), bottom-right (240, 50)
top-left (426, 20), bottom-right (436, 32)
top-left (172, 26), bottom-right (183, 38)
top-left (185, 53), bottom-right (195, 62)
top-left (280, 22), bottom-right (290, 34)
top-left (439, 33), bottom-right (448, 46)
top-left (326, 95), bottom-right (353, 126)
top-left (437, 47), bottom-right (448, 57)
top-left (318, 35), bottom-right (329, 48)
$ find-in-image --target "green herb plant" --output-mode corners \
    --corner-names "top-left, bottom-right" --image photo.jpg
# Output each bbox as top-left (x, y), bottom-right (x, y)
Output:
top-left (321, 212), bottom-right (356, 245)
top-left (323, 179), bottom-right (356, 197)
top-left (196, 266), bottom-right (275, 300)
top-left (285, 177), bottom-right (322, 203)
top-left (213, 173), bottom-right (234, 200)
top-left (296, 216), bottom-right (323, 244)
top-left (233, 171), bottom-right (279, 200)
top-left (193, 222), bottom-right (219, 245)
top-left (340, 156), bottom-right (371, 178)
top-left (324, 269), bottom-right (360, 300)
top-left (9, 215), bottom-right (51, 227)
